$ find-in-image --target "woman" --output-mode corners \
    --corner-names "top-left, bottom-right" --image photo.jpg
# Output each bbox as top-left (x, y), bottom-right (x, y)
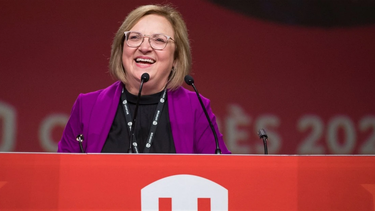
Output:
top-left (58, 4), bottom-right (230, 154)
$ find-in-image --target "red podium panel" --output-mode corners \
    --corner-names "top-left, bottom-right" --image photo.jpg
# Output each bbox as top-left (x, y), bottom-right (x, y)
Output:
top-left (0, 153), bottom-right (374, 210)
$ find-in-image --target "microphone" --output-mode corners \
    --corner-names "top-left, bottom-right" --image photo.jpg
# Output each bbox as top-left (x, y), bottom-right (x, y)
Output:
top-left (128, 73), bottom-right (150, 153)
top-left (184, 75), bottom-right (221, 154)
top-left (76, 134), bottom-right (85, 153)
top-left (257, 129), bottom-right (268, 154)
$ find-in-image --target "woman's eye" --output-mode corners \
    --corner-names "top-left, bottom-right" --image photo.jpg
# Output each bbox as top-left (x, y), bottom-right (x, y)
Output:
top-left (154, 37), bottom-right (167, 43)
top-left (129, 35), bottom-right (140, 40)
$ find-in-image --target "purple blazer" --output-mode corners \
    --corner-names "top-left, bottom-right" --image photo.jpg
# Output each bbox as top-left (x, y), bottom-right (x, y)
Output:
top-left (58, 81), bottom-right (230, 154)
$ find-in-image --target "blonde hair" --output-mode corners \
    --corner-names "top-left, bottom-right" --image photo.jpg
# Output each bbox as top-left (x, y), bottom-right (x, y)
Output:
top-left (109, 4), bottom-right (191, 90)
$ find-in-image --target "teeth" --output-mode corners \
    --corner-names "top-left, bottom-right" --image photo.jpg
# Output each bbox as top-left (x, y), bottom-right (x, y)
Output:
top-left (135, 58), bottom-right (155, 64)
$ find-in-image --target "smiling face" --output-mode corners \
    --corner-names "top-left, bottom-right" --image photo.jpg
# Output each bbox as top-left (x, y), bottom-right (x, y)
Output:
top-left (122, 14), bottom-right (176, 95)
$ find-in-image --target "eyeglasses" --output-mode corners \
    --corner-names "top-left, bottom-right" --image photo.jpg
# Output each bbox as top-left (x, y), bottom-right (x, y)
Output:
top-left (124, 31), bottom-right (174, 50)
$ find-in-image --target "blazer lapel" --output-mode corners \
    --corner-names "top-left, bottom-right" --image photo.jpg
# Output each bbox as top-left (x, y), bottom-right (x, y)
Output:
top-left (86, 81), bottom-right (122, 152)
top-left (168, 87), bottom-right (194, 153)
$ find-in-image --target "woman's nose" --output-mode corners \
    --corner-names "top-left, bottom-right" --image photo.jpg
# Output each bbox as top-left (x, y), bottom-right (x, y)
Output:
top-left (138, 37), bottom-right (152, 52)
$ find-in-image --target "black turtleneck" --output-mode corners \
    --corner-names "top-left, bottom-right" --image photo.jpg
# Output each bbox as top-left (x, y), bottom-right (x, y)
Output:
top-left (102, 88), bottom-right (175, 153)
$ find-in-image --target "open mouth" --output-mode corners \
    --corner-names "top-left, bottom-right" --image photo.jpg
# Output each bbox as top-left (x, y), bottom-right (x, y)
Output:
top-left (135, 58), bottom-right (156, 64)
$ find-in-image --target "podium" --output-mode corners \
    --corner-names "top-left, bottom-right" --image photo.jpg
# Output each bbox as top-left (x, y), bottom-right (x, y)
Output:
top-left (0, 153), bottom-right (375, 210)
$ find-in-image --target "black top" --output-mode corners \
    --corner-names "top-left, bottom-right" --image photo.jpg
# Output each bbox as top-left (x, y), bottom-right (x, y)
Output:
top-left (102, 88), bottom-right (175, 153)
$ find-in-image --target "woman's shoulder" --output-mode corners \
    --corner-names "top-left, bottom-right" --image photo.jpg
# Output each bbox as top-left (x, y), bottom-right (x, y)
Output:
top-left (168, 86), bottom-right (210, 108)
top-left (169, 86), bottom-right (209, 101)
top-left (78, 81), bottom-right (121, 101)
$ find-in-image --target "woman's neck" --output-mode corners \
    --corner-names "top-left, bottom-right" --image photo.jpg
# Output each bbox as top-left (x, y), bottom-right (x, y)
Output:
top-left (125, 82), bottom-right (166, 96)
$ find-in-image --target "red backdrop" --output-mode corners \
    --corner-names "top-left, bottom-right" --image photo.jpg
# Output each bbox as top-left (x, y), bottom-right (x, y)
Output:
top-left (1, 0), bottom-right (375, 154)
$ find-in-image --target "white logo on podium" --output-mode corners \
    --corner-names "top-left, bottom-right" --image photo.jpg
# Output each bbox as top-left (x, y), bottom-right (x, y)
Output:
top-left (141, 174), bottom-right (228, 211)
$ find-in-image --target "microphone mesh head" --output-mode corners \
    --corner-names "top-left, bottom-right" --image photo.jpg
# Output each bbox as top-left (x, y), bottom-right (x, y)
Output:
top-left (141, 73), bottom-right (150, 82)
top-left (258, 129), bottom-right (268, 139)
top-left (184, 75), bottom-right (194, 85)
